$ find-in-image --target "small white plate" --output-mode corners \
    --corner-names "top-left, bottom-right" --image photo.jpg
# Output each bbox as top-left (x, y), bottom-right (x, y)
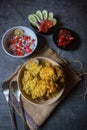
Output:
top-left (1, 26), bottom-right (38, 58)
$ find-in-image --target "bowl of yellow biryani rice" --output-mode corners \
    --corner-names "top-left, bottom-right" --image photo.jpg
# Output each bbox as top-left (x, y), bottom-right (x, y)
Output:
top-left (17, 57), bottom-right (65, 105)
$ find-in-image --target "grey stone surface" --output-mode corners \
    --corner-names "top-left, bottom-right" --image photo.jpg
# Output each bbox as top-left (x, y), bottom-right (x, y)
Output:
top-left (0, 0), bottom-right (87, 130)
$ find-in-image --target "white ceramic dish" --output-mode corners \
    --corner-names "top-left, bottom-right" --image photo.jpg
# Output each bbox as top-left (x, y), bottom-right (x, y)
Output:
top-left (1, 26), bottom-right (38, 58)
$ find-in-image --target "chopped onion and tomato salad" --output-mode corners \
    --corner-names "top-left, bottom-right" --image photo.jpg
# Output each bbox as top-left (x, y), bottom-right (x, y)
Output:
top-left (7, 29), bottom-right (36, 56)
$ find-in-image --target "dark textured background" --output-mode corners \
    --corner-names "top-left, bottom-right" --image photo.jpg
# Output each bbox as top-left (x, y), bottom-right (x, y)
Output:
top-left (0, 0), bottom-right (87, 130)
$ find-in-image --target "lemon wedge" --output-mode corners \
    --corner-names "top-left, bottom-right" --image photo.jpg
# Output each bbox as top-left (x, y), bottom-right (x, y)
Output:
top-left (14, 28), bottom-right (24, 36)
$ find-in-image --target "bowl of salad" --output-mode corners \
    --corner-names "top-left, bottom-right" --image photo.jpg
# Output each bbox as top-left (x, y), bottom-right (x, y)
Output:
top-left (1, 26), bottom-right (38, 58)
top-left (28, 10), bottom-right (57, 34)
top-left (53, 28), bottom-right (75, 50)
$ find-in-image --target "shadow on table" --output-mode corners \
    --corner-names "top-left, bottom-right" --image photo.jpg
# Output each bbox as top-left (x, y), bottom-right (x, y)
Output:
top-left (32, 34), bottom-right (48, 56)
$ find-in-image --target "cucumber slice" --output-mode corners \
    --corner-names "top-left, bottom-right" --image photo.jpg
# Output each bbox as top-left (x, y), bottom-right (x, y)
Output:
top-left (28, 15), bottom-right (37, 26)
top-left (49, 18), bottom-right (57, 26)
top-left (48, 12), bottom-right (53, 19)
top-left (14, 28), bottom-right (24, 36)
top-left (36, 10), bottom-right (43, 20)
top-left (42, 10), bottom-right (48, 19)
top-left (33, 14), bottom-right (41, 22)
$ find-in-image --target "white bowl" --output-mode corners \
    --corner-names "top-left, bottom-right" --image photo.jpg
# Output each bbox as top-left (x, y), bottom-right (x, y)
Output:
top-left (1, 26), bottom-right (38, 58)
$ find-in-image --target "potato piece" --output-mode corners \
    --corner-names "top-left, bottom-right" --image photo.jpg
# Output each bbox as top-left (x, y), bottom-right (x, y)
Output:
top-left (40, 67), bottom-right (55, 80)
top-left (32, 80), bottom-right (47, 99)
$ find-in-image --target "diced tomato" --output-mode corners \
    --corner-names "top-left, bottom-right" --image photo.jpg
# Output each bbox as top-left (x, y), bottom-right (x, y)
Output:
top-left (27, 36), bottom-right (31, 40)
top-left (18, 41), bottom-right (22, 45)
top-left (22, 35), bottom-right (27, 40)
top-left (59, 29), bottom-right (71, 35)
top-left (8, 33), bottom-right (35, 56)
top-left (25, 48), bottom-right (32, 53)
top-left (16, 50), bottom-right (24, 56)
top-left (38, 20), bottom-right (53, 33)
top-left (57, 29), bottom-right (74, 47)
top-left (16, 44), bottom-right (20, 48)
top-left (17, 48), bottom-right (21, 52)
top-left (23, 45), bottom-right (27, 49)
top-left (31, 39), bottom-right (35, 43)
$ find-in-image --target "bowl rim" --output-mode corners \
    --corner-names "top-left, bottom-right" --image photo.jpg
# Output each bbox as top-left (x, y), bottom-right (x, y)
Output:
top-left (17, 56), bottom-right (65, 106)
top-left (1, 26), bottom-right (38, 58)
